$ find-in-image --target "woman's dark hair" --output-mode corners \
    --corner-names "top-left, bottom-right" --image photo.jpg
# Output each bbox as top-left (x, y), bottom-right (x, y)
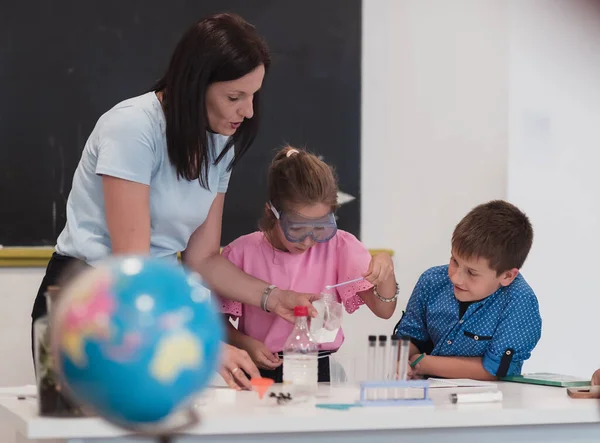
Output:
top-left (153, 13), bottom-right (271, 188)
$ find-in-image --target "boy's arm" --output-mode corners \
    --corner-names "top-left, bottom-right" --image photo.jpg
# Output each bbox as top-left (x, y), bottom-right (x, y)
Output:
top-left (482, 293), bottom-right (542, 377)
top-left (394, 273), bottom-right (432, 348)
top-left (409, 342), bottom-right (421, 358)
top-left (413, 355), bottom-right (497, 381)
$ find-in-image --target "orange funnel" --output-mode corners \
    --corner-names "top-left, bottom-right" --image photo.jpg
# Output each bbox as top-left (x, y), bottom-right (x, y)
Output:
top-left (250, 377), bottom-right (274, 399)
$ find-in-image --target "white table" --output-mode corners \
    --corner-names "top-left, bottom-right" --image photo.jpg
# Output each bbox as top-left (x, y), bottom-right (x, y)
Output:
top-left (1, 382), bottom-right (600, 443)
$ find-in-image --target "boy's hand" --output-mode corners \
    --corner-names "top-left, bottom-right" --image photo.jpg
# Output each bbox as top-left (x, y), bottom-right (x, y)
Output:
top-left (396, 361), bottom-right (418, 380)
top-left (244, 337), bottom-right (282, 370)
top-left (363, 253), bottom-right (394, 286)
top-left (409, 354), bottom-right (425, 379)
top-left (592, 369), bottom-right (600, 386)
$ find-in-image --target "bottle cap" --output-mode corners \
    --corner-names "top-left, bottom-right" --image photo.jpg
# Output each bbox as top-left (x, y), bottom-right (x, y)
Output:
top-left (379, 335), bottom-right (387, 342)
top-left (294, 306), bottom-right (309, 317)
top-left (391, 335), bottom-right (399, 341)
top-left (368, 335), bottom-right (377, 342)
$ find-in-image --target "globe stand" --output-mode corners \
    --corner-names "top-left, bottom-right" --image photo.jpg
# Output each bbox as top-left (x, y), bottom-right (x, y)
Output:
top-left (126, 408), bottom-right (201, 443)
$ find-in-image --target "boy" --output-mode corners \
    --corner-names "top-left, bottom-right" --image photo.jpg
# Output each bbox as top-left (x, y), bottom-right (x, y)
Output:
top-left (394, 200), bottom-right (542, 380)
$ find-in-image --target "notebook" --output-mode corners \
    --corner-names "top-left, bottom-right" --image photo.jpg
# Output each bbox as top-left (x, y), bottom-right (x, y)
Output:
top-left (500, 372), bottom-right (590, 387)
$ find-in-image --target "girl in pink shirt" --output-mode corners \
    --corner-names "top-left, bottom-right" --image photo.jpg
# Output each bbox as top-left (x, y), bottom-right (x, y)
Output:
top-left (218, 146), bottom-right (398, 383)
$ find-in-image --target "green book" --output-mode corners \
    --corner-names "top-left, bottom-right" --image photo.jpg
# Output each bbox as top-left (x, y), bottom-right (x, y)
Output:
top-left (501, 372), bottom-right (590, 387)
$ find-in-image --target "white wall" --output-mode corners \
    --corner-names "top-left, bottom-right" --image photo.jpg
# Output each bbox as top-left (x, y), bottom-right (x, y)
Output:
top-left (507, 0), bottom-right (600, 377)
top-left (349, 0), bottom-right (508, 362)
top-left (0, 268), bottom-right (43, 386)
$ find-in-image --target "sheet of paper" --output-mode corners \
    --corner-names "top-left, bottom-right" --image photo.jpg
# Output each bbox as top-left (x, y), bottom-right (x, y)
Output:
top-left (427, 378), bottom-right (498, 389)
top-left (0, 385), bottom-right (37, 398)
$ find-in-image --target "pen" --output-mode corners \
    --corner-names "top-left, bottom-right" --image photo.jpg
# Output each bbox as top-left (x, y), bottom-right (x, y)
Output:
top-left (450, 391), bottom-right (503, 404)
top-left (410, 353), bottom-right (426, 368)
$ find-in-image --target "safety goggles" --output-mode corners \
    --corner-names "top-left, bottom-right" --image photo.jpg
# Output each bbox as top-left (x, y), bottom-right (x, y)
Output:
top-left (269, 203), bottom-right (337, 243)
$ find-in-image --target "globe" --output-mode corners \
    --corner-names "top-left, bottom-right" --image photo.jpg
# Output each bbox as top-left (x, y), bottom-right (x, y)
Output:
top-left (49, 256), bottom-right (223, 432)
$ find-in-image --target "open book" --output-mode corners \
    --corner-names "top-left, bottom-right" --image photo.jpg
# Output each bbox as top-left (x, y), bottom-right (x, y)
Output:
top-left (501, 373), bottom-right (590, 387)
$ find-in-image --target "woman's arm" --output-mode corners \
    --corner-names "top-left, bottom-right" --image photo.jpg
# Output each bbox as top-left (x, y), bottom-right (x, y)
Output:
top-left (102, 176), bottom-right (151, 254)
top-left (182, 193), bottom-right (317, 322)
top-left (102, 177), bottom-right (266, 390)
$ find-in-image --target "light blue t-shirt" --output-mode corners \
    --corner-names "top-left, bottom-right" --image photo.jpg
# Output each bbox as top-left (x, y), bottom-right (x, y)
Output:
top-left (56, 92), bottom-right (234, 264)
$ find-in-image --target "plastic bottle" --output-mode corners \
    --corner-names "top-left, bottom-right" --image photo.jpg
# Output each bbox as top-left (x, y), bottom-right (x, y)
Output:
top-left (283, 306), bottom-right (319, 401)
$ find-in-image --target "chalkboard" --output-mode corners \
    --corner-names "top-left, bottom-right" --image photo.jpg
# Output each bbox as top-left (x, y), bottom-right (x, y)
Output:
top-left (0, 1), bottom-right (361, 247)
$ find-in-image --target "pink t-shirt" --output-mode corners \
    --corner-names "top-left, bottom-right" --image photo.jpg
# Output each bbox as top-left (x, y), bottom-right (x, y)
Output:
top-left (218, 230), bottom-right (374, 352)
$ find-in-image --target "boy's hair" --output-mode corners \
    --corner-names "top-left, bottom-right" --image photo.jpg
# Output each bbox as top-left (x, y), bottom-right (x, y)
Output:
top-left (259, 146), bottom-right (338, 232)
top-left (452, 200), bottom-right (533, 274)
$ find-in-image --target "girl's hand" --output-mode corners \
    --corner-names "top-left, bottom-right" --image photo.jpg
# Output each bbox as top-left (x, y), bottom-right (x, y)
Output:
top-left (363, 253), bottom-right (394, 286)
top-left (245, 338), bottom-right (282, 370)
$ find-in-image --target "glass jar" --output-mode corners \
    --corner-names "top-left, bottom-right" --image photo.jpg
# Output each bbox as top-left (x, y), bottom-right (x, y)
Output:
top-left (33, 286), bottom-right (83, 417)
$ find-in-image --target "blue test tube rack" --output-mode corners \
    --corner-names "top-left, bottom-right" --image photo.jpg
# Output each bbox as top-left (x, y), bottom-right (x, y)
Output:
top-left (359, 380), bottom-right (433, 407)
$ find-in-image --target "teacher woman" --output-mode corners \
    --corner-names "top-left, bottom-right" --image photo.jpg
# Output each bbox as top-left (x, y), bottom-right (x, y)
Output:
top-left (31, 13), bottom-right (317, 390)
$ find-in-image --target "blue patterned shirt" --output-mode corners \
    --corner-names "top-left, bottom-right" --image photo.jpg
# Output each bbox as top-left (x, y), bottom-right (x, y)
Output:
top-left (394, 265), bottom-right (542, 377)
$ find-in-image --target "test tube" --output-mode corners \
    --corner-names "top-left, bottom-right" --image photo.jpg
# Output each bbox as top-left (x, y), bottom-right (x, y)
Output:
top-left (366, 335), bottom-right (377, 400)
top-left (389, 335), bottom-right (399, 399)
top-left (389, 335), bottom-right (399, 380)
top-left (398, 337), bottom-right (411, 400)
top-left (398, 337), bottom-right (410, 381)
top-left (377, 335), bottom-right (387, 399)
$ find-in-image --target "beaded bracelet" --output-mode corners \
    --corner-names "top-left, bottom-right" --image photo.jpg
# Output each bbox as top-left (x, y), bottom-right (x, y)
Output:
top-left (373, 282), bottom-right (399, 302)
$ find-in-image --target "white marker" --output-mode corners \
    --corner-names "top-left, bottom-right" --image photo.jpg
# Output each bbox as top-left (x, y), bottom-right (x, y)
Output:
top-left (450, 391), bottom-right (503, 404)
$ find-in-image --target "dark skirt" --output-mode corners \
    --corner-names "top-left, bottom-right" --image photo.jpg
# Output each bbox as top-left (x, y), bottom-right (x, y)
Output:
top-left (30, 252), bottom-right (89, 360)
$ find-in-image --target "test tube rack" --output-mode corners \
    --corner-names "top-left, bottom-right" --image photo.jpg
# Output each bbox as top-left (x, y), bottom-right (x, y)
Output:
top-left (359, 380), bottom-right (433, 407)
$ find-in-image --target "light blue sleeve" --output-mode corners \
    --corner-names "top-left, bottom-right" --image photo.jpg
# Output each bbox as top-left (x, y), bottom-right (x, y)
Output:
top-left (217, 145), bottom-right (235, 193)
top-left (95, 108), bottom-right (157, 185)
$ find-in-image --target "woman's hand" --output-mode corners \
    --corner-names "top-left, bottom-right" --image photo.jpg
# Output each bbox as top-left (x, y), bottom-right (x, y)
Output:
top-left (363, 253), bottom-right (394, 286)
top-left (267, 288), bottom-right (319, 323)
top-left (219, 343), bottom-right (261, 390)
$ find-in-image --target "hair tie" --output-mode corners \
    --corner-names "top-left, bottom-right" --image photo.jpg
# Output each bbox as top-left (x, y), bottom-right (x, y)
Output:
top-left (286, 149), bottom-right (299, 158)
